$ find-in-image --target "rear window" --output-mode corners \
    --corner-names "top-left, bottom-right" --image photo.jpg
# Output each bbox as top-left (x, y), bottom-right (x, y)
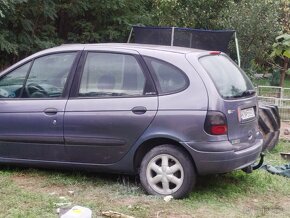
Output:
top-left (199, 55), bottom-right (254, 99)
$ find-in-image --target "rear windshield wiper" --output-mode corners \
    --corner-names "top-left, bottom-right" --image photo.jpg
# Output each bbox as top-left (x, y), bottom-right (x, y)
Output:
top-left (224, 90), bottom-right (256, 99)
top-left (241, 89), bottom-right (256, 97)
top-left (233, 90), bottom-right (256, 98)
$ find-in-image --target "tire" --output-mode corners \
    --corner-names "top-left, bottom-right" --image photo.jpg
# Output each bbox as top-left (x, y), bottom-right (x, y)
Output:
top-left (258, 116), bottom-right (270, 134)
top-left (139, 144), bottom-right (195, 199)
top-left (261, 131), bottom-right (275, 151)
top-left (260, 106), bottom-right (279, 131)
top-left (266, 130), bottom-right (280, 151)
top-left (258, 105), bottom-right (280, 151)
top-left (268, 105), bottom-right (281, 128)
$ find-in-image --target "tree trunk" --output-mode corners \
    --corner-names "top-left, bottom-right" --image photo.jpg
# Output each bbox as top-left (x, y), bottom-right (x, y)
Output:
top-left (280, 57), bottom-right (289, 87)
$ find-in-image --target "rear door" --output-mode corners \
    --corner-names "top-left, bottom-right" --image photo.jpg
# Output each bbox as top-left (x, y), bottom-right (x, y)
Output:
top-left (199, 54), bottom-right (259, 149)
top-left (64, 49), bottom-right (158, 164)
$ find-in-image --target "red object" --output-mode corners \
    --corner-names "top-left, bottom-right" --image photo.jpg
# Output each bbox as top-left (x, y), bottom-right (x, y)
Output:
top-left (204, 111), bottom-right (228, 135)
top-left (211, 125), bottom-right (227, 135)
top-left (210, 51), bottom-right (221, 55)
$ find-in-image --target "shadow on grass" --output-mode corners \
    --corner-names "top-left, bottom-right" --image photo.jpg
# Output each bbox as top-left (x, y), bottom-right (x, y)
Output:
top-left (0, 164), bottom-right (144, 195)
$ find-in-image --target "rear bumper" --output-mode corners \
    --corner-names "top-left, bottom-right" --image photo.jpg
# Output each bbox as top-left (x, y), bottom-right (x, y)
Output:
top-left (181, 138), bottom-right (263, 175)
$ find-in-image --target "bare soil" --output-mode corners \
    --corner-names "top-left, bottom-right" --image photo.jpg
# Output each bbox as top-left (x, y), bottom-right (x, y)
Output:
top-left (280, 122), bottom-right (290, 142)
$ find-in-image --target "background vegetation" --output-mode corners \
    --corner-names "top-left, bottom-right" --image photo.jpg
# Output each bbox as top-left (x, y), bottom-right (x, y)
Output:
top-left (0, 0), bottom-right (289, 85)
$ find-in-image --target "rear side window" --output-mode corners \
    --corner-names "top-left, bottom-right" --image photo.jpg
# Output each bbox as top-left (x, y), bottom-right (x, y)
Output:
top-left (144, 57), bottom-right (188, 94)
top-left (79, 53), bottom-right (146, 97)
top-left (199, 55), bottom-right (254, 99)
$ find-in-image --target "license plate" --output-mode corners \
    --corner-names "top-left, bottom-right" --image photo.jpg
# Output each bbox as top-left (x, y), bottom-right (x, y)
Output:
top-left (240, 107), bottom-right (255, 121)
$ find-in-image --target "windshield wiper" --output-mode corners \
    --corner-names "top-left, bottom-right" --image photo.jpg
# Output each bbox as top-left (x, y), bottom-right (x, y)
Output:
top-left (232, 90), bottom-right (256, 98)
top-left (224, 90), bottom-right (256, 99)
top-left (241, 89), bottom-right (256, 96)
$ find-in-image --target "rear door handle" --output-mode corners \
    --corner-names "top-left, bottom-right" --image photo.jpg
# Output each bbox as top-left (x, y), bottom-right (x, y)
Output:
top-left (44, 108), bottom-right (58, 115)
top-left (132, 106), bottom-right (147, 115)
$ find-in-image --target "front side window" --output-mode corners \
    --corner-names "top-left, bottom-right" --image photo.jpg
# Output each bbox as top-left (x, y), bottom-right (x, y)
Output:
top-left (0, 62), bottom-right (31, 98)
top-left (79, 53), bottom-right (146, 97)
top-left (24, 52), bottom-right (77, 98)
top-left (199, 55), bottom-right (254, 99)
top-left (144, 57), bottom-right (188, 94)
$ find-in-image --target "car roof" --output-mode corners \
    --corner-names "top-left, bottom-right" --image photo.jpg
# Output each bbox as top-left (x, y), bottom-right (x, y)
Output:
top-left (57, 43), bottom-right (207, 54)
top-left (0, 43), bottom-right (214, 74)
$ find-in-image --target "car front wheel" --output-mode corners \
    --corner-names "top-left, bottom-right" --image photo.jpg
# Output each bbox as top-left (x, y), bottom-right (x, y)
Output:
top-left (139, 144), bottom-right (196, 199)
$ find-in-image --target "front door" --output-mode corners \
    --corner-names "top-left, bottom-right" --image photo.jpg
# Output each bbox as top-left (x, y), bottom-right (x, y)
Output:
top-left (0, 52), bottom-right (78, 161)
top-left (64, 51), bottom-right (158, 164)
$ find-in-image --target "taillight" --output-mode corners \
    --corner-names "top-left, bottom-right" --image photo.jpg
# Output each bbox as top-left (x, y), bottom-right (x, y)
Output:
top-left (204, 111), bottom-right (228, 135)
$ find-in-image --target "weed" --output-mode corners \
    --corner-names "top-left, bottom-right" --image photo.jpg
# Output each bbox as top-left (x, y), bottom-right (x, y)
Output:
top-left (0, 141), bottom-right (289, 217)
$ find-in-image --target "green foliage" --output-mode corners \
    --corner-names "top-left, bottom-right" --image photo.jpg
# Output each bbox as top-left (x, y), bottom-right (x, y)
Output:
top-left (0, 0), bottom-right (287, 75)
top-left (0, 0), bottom-right (60, 68)
top-left (218, 0), bottom-right (282, 70)
top-left (271, 33), bottom-right (290, 86)
top-left (0, 0), bottom-right (153, 68)
top-left (0, 0), bottom-right (12, 18)
top-left (151, 0), bottom-right (231, 28)
top-left (270, 68), bottom-right (280, 86)
top-left (271, 34), bottom-right (290, 59)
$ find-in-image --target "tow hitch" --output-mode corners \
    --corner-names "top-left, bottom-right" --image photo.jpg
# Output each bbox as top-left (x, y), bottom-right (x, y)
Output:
top-left (242, 153), bottom-right (265, 174)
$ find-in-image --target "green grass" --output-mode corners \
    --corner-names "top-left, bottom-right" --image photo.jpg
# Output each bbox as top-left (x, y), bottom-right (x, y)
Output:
top-left (0, 141), bottom-right (290, 217)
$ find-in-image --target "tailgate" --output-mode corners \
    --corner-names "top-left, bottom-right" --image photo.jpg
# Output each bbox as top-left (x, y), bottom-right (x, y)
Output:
top-left (224, 97), bottom-right (259, 150)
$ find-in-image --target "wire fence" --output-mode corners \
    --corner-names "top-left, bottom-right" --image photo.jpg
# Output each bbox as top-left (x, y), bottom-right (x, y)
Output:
top-left (257, 86), bottom-right (290, 121)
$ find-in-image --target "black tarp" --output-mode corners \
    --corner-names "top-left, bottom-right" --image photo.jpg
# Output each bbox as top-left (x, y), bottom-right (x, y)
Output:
top-left (132, 26), bottom-right (235, 53)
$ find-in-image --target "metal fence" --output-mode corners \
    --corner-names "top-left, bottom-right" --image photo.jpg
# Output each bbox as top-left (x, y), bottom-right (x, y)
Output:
top-left (257, 86), bottom-right (290, 121)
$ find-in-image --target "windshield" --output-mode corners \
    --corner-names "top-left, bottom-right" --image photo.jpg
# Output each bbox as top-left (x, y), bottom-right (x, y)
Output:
top-left (199, 55), bottom-right (254, 99)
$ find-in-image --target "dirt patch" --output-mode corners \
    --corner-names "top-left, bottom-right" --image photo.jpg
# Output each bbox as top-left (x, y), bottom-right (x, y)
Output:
top-left (11, 173), bottom-right (71, 196)
top-left (280, 122), bottom-right (290, 142)
top-left (239, 195), bottom-right (290, 217)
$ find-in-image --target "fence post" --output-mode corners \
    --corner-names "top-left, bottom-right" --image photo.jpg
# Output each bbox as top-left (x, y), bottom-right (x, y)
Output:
top-left (281, 87), bottom-right (284, 99)
top-left (275, 98), bottom-right (279, 106)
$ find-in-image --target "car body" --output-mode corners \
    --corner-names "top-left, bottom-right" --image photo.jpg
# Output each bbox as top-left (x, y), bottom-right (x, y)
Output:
top-left (0, 43), bottom-right (263, 198)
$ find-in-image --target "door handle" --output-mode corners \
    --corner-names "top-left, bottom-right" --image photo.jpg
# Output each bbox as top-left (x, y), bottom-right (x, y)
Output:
top-left (132, 106), bottom-right (147, 115)
top-left (44, 108), bottom-right (58, 115)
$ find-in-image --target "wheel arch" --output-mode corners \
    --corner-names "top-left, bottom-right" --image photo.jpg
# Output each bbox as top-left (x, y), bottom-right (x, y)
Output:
top-left (133, 137), bottom-right (197, 173)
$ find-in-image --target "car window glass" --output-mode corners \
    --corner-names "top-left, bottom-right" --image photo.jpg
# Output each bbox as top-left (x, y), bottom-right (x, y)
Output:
top-left (79, 53), bottom-right (146, 97)
top-left (199, 55), bottom-right (254, 98)
top-left (144, 57), bottom-right (187, 94)
top-left (0, 62), bottom-right (31, 98)
top-left (24, 52), bottom-right (77, 98)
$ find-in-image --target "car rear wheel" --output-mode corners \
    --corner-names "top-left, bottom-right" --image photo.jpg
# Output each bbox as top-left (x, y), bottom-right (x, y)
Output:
top-left (139, 144), bottom-right (196, 199)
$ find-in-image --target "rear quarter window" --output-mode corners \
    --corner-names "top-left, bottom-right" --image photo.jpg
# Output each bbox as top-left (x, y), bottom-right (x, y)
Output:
top-left (144, 57), bottom-right (188, 94)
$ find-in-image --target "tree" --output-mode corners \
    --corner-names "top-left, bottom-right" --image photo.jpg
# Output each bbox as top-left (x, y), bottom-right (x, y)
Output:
top-left (271, 34), bottom-right (290, 87)
top-left (151, 0), bottom-right (231, 29)
top-left (0, 0), bottom-right (153, 69)
top-left (0, 0), bottom-right (287, 76)
top-left (218, 0), bottom-right (282, 70)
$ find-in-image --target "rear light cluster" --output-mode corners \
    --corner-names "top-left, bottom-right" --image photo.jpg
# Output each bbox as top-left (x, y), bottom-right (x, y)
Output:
top-left (204, 111), bottom-right (228, 135)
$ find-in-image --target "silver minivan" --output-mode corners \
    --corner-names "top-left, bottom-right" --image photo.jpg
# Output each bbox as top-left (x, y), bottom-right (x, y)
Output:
top-left (0, 43), bottom-right (263, 198)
